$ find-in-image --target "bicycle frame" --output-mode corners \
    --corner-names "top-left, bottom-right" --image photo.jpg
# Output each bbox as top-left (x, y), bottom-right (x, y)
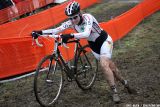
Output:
top-left (51, 38), bottom-right (84, 79)
top-left (33, 35), bottom-right (98, 106)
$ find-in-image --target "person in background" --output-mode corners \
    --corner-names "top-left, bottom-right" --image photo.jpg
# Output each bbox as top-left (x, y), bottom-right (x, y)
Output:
top-left (0, 0), bottom-right (18, 21)
top-left (0, 0), bottom-right (13, 9)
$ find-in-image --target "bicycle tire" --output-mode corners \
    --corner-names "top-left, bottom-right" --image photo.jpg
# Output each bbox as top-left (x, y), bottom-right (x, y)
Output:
top-left (75, 45), bottom-right (98, 90)
top-left (34, 55), bottom-right (63, 107)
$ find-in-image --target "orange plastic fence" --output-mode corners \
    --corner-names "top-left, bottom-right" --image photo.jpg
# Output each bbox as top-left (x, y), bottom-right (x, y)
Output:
top-left (0, 0), bottom-right (160, 79)
top-left (0, 0), bottom-right (100, 79)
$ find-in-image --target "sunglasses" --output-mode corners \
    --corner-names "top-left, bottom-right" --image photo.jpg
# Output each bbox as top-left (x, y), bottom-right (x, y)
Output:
top-left (69, 15), bottom-right (79, 20)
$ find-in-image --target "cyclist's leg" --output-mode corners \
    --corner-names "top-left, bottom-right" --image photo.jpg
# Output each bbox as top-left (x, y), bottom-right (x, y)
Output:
top-left (110, 62), bottom-right (138, 94)
top-left (100, 37), bottom-right (125, 84)
top-left (109, 61), bottom-right (126, 84)
top-left (100, 38), bottom-right (137, 94)
top-left (91, 50), bottom-right (117, 89)
top-left (99, 37), bottom-right (117, 86)
top-left (100, 38), bottom-right (121, 102)
top-left (91, 41), bottom-right (120, 102)
top-left (99, 56), bottom-right (121, 102)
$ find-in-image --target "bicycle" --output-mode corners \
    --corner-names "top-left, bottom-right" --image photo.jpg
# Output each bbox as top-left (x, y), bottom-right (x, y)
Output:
top-left (33, 34), bottom-right (98, 107)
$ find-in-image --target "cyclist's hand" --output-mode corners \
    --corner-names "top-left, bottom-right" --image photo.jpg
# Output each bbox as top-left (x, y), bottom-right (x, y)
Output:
top-left (60, 34), bottom-right (74, 43)
top-left (31, 30), bottom-right (42, 39)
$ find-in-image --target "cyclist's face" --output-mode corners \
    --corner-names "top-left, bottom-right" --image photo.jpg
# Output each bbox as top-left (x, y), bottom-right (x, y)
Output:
top-left (69, 14), bottom-right (80, 25)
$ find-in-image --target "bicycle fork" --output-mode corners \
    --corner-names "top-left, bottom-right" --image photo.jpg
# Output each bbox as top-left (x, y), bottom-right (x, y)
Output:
top-left (45, 57), bottom-right (56, 83)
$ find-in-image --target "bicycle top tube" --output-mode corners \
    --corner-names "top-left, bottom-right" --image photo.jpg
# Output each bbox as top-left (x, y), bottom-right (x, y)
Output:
top-left (57, 39), bottom-right (80, 46)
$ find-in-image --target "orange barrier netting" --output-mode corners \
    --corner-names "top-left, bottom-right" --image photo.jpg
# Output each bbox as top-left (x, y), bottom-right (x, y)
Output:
top-left (0, 0), bottom-right (160, 79)
top-left (0, 0), bottom-right (100, 79)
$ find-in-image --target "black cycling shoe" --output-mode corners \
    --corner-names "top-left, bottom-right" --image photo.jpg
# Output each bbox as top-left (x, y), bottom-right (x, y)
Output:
top-left (122, 80), bottom-right (138, 94)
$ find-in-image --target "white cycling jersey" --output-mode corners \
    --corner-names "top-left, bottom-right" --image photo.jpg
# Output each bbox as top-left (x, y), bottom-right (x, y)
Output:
top-left (42, 13), bottom-right (104, 41)
top-left (42, 13), bottom-right (113, 59)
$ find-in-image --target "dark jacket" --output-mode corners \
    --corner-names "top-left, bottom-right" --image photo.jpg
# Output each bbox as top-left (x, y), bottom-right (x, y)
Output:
top-left (0, 0), bottom-right (14, 9)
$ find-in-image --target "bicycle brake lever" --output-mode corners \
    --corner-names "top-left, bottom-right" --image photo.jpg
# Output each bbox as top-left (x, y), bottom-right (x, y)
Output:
top-left (62, 43), bottom-right (69, 48)
top-left (35, 38), bottom-right (43, 47)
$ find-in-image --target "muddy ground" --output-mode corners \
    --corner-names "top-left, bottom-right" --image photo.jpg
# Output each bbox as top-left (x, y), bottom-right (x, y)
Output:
top-left (0, 0), bottom-right (160, 107)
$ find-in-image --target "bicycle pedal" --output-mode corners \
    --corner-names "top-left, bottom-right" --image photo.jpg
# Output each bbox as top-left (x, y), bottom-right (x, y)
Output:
top-left (46, 79), bottom-right (53, 83)
top-left (71, 66), bottom-right (76, 68)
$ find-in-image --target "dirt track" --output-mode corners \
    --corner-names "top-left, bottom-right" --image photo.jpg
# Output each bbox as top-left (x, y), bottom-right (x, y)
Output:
top-left (0, 0), bottom-right (160, 107)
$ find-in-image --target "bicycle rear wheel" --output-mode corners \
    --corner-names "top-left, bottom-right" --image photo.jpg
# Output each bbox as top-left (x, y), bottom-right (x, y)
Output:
top-left (75, 45), bottom-right (98, 90)
top-left (34, 55), bottom-right (63, 107)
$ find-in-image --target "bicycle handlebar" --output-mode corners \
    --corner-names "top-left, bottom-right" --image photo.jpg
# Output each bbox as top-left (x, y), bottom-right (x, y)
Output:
top-left (48, 34), bottom-right (59, 39)
top-left (32, 34), bottom-right (69, 48)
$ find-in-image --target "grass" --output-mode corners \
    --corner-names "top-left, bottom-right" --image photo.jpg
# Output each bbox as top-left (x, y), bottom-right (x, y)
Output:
top-left (85, 2), bottom-right (137, 22)
top-left (112, 11), bottom-right (160, 58)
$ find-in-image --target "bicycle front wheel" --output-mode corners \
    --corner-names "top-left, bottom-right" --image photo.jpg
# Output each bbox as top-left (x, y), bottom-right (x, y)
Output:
top-left (34, 55), bottom-right (63, 107)
top-left (75, 45), bottom-right (98, 90)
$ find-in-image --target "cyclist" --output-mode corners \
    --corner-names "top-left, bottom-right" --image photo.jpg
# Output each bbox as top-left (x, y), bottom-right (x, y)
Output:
top-left (32, 1), bottom-right (136, 103)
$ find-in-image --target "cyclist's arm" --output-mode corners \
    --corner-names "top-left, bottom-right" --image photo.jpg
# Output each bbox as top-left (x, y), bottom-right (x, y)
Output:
top-left (42, 20), bottom-right (72, 35)
top-left (73, 15), bottom-right (93, 39)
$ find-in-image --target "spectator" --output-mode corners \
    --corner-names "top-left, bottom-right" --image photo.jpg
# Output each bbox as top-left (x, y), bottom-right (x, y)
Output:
top-left (0, 0), bottom-right (13, 9)
top-left (8, 0), bottom-right (19, 21)
top-left (32, 0), bottom-right (40, 13)
top-left (0, 0), bottom-right (18, 22)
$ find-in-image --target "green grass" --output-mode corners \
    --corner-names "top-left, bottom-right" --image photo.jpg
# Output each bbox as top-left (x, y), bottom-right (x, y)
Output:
top-left (85, 2), bottom-right (137, 22)
top-left (113, 11), bottom-right (160, 58)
